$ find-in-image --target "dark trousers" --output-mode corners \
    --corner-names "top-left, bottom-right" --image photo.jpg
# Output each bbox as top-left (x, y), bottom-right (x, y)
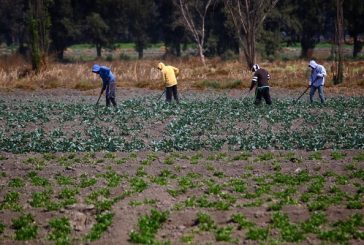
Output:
top-left (166, 85), bottom-right (179, 103)
top-left (106, 81), bottom-right (117, 107)
top-left (309, 85), bottom-right (325, 103)
top-left (254, 87), bottom-right (272, 105)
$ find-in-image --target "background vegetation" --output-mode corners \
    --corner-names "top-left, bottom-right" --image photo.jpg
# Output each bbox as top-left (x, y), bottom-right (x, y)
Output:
top-left (0, 0), bottom-right (363, 90)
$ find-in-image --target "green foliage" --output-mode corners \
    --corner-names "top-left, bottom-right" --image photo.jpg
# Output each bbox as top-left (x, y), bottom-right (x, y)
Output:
top-left (55, 174), bottom-right (74, 186)
top-left (8, 178), bottom-right (25, 188)
top-left (129, 199), bottom-right (157, 207)
top-left (301, 211), bottom-right (327, 233)
top-left (353, 152), bottom-right (364, 161)
top-left (129, 209), bottom-right (168, 244)
top-left (48, 217), bottom-right (71, 245)
top-left (271, 212), bottom-right (304, 242)
top-left (59, 188), bottom-right (78, 206)
top-left (130, 177), bottom-right (148, 193)
top-left (86, 211), bottom-right (114, 241)
top-left (231, 214), bottom-right (255, 229)
top-left (196, 212), bottom-right (216, 231)
top-left (79, 174), bottom-right (97, 188)
top-left (101, 170), bottom-right (122, 187)
top-left (28, 172), bottom-right (50, 186)
top-left (331, 151), bottom-right (347, 160)
top-left (230, 179), bottom-right (246, 193)
top-left (1, 97), bottom-right (363, 153)
top-left (29, 190), bottom-right (52, 208)
top-left (12, 214), bottom-right (38, 240)
top-left (246, 227), bottom-right (269, 241)
top-left (0, 191), bottom-right (22, 211)
top-left (309, 152), bottom-right (322, 160)
top-left (0, 221), bottom-right (5, 234)
top-left (319, 213), bottom-right (364, 243)
top-left (231, 152), bottom-right (251, 161)
top-left (214, 226), bottom-right (234, 242)
top-left (257, 152), bottom-right (275, 161)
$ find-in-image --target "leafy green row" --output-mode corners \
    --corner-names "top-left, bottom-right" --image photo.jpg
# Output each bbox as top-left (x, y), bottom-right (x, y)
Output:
top-left (0, 96), bottom-right (363, 153)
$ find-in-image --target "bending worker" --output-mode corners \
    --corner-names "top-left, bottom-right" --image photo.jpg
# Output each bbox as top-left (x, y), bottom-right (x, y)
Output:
top-left (308, 60), bottom-right (327, 103)
top-left (157, 62), bottom-right (179, 103)
top-left (249, 64), bottom-right (272, 105)
top-left (92, 64), bottom-right (117, 107)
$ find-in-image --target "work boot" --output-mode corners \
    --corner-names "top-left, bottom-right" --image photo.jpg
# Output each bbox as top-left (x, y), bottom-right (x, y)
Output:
top-left (110, 98), bottom-right (117, 107)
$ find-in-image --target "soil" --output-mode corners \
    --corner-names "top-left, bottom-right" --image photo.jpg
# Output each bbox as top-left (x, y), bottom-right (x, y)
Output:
top-left (0, 89), bottom-right (363, 244)
top-left (0, 149), bottom-right (363, 244)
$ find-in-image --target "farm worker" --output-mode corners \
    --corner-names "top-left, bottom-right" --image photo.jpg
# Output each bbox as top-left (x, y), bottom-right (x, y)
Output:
top-left (308, 60), bottom-right (327, 103)
top-left (92, 64), bottom-right (117, 107)
top-left (249, 64), bottom-right (272, 105)
top-left (157, 62), bottom-right (179, 103)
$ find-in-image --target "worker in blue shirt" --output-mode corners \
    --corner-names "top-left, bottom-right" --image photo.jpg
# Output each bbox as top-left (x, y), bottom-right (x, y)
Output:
top-left (92, 64), bottom-right (117, 107)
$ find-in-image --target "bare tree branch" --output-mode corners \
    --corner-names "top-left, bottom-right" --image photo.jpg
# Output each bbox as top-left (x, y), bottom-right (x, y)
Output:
top-left (224, 0), bottom-right (279, 68)
top-left (175, 0), bottom-right (214, 66)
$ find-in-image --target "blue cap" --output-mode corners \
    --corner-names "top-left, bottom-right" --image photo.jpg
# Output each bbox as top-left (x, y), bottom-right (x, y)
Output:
top-left (92, 64), bottom-right (100, 72)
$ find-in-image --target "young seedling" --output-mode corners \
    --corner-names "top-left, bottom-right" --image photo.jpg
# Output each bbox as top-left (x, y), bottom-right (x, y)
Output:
top-left (12, 213), bottom-right (38, 240)
top-left (86, 211), bottom-right (114, 241)
top-left (48, 217), bottom-right (71, 244)
top-left (129, 209), bottom-right (168, 244)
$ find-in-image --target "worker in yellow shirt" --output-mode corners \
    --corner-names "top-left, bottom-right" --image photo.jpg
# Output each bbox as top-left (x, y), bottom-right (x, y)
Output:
top-left (157, 62), bottom-right (179, 103)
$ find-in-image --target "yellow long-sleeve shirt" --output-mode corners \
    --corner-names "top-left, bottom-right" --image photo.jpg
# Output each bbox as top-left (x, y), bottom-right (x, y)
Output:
top-left (158, 62), bottom-right (179, 87)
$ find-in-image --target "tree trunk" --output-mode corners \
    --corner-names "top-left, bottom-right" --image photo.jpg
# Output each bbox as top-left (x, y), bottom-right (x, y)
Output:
top-left (138, 49), bottom-right (144, 59)
top-left (56, 49), bottom-right (64, 60)
top-left (137, 43), bottom-right (144, 59)
top-left (96, 43), bottom-right (102, 57)
top-left (29, 17), bottom-right (41, 72)
top-left (198, 44), bottom-right (206, 66)
top-left (353, 35), bottom-right (363, 58)
top-left (29, 1), bottom-right (41, 73)
top-left (334, 0), bottom-right (344, 85)
top-left (247, 29), bottom-right (256, 68)
top-left (175, 42), bottom-right (181, 57)
top-left (300, 39), bottom-right (312, 59)
top-left (28, 0), bottom-right (50, 73)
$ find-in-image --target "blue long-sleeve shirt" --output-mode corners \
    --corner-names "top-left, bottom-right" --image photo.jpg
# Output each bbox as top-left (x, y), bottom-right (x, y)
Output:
top-left (98, 66), bottom-right (115, 89)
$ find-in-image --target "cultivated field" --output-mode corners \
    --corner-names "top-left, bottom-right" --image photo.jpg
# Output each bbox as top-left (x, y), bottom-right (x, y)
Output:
top-left (0, 90), bottom-right (363, 244)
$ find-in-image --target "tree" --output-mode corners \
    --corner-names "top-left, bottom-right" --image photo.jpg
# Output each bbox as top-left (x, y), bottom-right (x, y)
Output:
top-left (85, 12), bottom-right (109, 57)
top-left (333, 0), bottom-right (344, 84)
top-left (49, 0), bottom-right (79, 60)
top-left (291, 0), bottom-right (327, 58)
top-left (28, 0), bottom-right (52, 73)
top-left (256, 0), bottom-right (301, 59)
top-left (125, 0), bottom-right (157, 59)
top-left (224, 0), bottom-right (279, 68)
top-left (344, 0), bottom-right (364, 57)
top-left (174, 0), bottom-right (215, 66)
top-left (156, 0), bottom-right (186, 57)
top-left (205, 1), bottom-right (238, 57)
top-left (0, 0), bottom-right (27, 53)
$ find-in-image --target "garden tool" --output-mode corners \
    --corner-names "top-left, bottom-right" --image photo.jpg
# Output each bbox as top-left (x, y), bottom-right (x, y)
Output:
top-left (96, 92), bottom-right (102, 105)
top-left (157, 89), bottom-right (166, 101)
top-left (241, 89), bottom-right (251, 100)
top-left (294, 85), bottom-right (310, 104)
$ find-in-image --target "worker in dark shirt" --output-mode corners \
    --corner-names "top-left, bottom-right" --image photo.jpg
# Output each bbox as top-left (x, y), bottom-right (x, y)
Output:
top-left (249, 64), bottom-right (272, 105)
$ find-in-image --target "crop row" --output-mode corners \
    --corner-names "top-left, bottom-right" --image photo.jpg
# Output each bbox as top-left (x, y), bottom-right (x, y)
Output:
top-left (0, 96), bottom-right (363, 153)
top-left (0, 150), bottom-right (363, 243)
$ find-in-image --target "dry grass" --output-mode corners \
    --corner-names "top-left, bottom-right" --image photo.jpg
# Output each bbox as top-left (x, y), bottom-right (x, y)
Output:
top-left (0, 55), bottom-right (363, 94)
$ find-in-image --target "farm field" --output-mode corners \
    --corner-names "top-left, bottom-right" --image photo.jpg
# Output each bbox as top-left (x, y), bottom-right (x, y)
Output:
top-left (0, 89), bottom-right (363, 244)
